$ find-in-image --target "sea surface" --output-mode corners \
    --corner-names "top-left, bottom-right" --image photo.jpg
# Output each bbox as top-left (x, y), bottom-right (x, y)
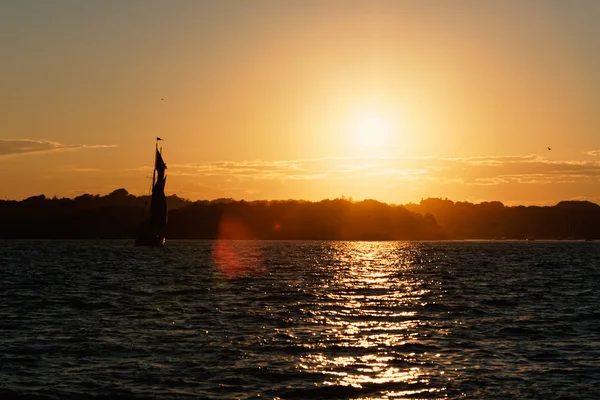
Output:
top-left (1, 240), bottom-right (599, 399)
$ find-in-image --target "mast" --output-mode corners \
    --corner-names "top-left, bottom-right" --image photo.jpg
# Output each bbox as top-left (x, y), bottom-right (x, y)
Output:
top-left (152, 140), bottom-right (158, 189)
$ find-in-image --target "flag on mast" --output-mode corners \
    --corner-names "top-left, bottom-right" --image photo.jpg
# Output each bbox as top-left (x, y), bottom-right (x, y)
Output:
top-left (157, 137), bottom-right (163, 141)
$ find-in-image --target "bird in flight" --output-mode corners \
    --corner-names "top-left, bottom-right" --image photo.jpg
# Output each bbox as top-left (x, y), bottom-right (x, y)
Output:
top-left (547, 147), bottom-right (552, 150)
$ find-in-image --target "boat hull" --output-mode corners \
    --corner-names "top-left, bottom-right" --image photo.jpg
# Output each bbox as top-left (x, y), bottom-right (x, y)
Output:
top-left (135, 232), bottom-right (166, 247)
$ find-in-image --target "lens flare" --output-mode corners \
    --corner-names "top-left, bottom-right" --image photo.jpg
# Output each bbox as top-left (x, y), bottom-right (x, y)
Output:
top-left (212, 215), bottom-right (263, 278)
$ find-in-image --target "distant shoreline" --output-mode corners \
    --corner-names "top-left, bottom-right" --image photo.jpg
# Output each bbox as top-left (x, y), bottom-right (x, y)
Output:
top-left (1, 238), bottom-right (598, 243)
top-left (2, 189), bottom-right (599, 241)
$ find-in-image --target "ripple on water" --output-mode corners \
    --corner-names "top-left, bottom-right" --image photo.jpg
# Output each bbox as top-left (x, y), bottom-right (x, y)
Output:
top-left (1, 240), bottom-right (600, 399)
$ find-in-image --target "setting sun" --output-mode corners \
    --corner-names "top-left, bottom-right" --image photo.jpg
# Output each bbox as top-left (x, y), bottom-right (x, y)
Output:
top-left (353, 115), bottom-right (390, 149)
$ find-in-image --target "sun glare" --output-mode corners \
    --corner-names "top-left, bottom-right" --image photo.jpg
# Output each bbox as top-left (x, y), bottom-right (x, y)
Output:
top-left (353, 115), bottom-right (390, 149)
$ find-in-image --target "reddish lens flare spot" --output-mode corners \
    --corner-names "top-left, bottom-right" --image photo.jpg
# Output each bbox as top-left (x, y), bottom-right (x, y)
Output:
top-left (212, 216), bottom-right (263, 278)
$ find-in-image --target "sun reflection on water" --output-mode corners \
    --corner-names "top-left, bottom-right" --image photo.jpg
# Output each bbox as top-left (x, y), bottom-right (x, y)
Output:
top-left (291, 241), bottom-right (447, 398)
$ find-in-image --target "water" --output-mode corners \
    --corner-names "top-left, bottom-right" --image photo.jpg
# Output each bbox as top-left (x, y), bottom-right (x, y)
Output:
top-left (1, 240), bottom-right (599, 399)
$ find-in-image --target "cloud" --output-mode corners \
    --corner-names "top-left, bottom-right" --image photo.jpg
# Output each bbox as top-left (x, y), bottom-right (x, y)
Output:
top-left (116, 153), bottom-right (600, 203)
top-left (0, 139), bottom-right (116, 159)
top-left (161, 154), bottom-right (600, 190)
top-left (585, 150), bottom-right (600, 156)
top-left (168, 159), bottom-right (330, 181)
top-left (71, 168), bottom-right (101, 173)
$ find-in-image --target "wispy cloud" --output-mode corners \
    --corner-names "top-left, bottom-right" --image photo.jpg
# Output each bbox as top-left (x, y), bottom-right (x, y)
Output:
top-left (585, 150), bottom-right (600, 156)
top-left (168, 159), bottom-right (330, 181)
top-left (117, 153), bottom-right (600, 202)
top-left (71, 168), bottom-right (101, 173)
top-left (0, 139), bottom-right (116, 159)
top-left (162, 154), bottom-right (600, 187)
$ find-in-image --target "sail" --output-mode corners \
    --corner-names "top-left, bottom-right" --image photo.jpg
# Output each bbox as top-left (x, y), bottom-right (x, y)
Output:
top-left (155, 149), bottom-right (167, 181)
top-left (149, 149), bottom-right (168, 230)
top-left (150, 176), bottom-right (168, 229)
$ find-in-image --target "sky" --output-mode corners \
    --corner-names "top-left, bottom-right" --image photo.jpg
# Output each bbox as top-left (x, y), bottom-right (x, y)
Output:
top-left (2, 0), bottom-right (600, 205)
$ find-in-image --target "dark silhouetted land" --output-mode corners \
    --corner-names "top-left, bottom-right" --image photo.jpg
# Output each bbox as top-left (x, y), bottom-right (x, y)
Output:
top-left (2, 189), bottom-right (600, 240)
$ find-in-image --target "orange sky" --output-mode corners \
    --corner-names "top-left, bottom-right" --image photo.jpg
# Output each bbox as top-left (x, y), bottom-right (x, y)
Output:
top-left (2, 1), bottom-right (600, 205)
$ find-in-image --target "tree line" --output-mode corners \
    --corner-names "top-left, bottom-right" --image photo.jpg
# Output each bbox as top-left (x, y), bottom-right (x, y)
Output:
top-left (1, 189), bottom-right (599, 240)
top-left (405, 197), bottom-right (600, 240)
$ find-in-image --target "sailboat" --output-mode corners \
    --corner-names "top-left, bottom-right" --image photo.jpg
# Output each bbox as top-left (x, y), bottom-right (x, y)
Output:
top-left (135, 138), bottom-right (168, 246)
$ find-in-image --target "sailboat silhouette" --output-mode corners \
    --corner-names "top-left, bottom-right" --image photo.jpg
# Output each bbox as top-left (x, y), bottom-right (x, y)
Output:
top-left (135, 138), bottom-right (167, 246)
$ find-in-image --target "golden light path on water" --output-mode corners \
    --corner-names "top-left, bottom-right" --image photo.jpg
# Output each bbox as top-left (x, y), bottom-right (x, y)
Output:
top-left (289, 242), bottom-right (448, 398)
top-left (209, 237), bottom-right (457, 398)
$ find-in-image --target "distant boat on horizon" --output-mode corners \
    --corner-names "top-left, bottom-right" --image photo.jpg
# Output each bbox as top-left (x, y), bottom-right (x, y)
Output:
top-left (135, 138), bottom-right (167, 246)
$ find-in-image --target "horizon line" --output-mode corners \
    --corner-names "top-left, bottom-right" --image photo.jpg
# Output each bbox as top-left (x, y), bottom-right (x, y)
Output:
top-left (6, 188), bottom-right (600, 209)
